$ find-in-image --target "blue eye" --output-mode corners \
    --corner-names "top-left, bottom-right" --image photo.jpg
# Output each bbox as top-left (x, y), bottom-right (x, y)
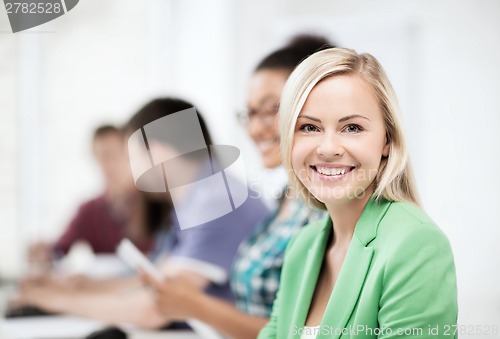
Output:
top-left (299, 124), bottom-right (319, 133)
top-left (344, 124), bottom-right (363, 133)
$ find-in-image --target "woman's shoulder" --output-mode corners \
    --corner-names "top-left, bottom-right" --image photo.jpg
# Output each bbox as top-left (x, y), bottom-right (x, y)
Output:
top-left (382, 201), bottom-right (439, 232)
top-left (376, 200), bottom-right (452, 253)
top-left (374, 201), bottom-right (456, 298)
top-left (386, 200), bottom-right (434, 224)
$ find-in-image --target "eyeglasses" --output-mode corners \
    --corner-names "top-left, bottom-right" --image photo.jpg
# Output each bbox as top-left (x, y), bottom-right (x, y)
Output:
top-left (236, 102), bottom-right (279, 127)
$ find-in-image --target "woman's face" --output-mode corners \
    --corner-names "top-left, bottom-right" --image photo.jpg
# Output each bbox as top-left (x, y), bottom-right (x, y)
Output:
top-left (291, 74), bottom-right (390, 207)
top-left (247, 69), bottom-right (289, 169)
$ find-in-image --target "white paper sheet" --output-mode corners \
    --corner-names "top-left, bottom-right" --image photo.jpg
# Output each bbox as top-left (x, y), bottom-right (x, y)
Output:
top-left (0, 316), bottom-right (202, 339)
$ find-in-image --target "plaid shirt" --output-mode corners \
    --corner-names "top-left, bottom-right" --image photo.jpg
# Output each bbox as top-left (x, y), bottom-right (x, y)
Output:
top-left (230, 194), bottom-right (325, 317)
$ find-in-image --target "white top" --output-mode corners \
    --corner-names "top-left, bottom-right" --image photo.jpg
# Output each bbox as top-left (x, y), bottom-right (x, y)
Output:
top-left (300, 326), bottom-right (320, 339)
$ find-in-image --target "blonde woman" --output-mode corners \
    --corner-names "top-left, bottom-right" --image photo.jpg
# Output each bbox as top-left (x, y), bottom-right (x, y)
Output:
top-left (258, 48), bottom-right (458, 339)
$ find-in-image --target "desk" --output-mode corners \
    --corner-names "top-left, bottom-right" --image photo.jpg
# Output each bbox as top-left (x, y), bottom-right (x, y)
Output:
top-left (0, 283), bottom-right (206, 339)
top-left (129, 329), bottom-right (199, 339)
top-left (0, 316), bottom-right (201, 339)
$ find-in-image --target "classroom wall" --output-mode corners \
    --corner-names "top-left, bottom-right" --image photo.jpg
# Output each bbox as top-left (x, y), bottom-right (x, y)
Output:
top-left (0, 0), bottom-right (498, 334)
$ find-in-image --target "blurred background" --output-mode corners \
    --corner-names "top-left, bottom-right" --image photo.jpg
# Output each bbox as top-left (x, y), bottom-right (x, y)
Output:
top-left (1, 0), bottom-right (499, 335)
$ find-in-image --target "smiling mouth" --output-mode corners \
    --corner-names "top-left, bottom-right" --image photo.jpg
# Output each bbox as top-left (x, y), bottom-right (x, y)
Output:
top-left (310, 165), bottom-right (356, 177)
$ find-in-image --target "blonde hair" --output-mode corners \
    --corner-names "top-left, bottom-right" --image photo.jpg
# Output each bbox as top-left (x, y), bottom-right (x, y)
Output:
top-left (280, 48), bottom-right (419, 210)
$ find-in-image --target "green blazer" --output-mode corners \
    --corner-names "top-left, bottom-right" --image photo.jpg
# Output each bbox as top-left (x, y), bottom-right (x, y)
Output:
top-left (258, 198), bottom-right (457, 338)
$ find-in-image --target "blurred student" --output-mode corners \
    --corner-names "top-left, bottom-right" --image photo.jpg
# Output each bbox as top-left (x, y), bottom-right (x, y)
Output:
top-left (14, 97), bottom-right (268, 328)
top-left (28, 125), bottom-right (150, 268)
top-left (141, 35), bottom-right (333, 339)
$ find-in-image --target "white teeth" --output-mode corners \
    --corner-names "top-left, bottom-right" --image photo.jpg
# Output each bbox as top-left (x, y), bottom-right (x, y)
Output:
top-left (316, 166), bottom-right (351, 176)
